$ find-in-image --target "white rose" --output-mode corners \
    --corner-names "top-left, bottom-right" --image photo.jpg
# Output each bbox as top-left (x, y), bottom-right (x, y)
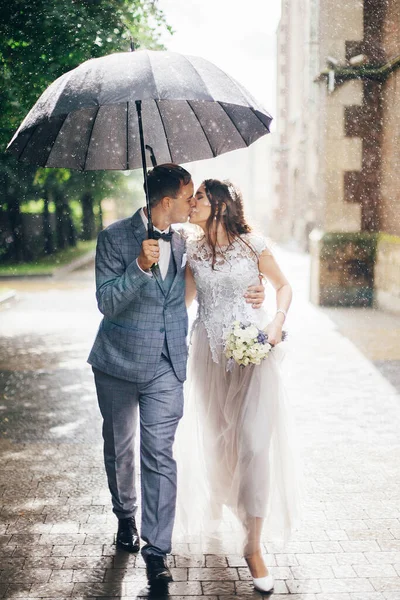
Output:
top-left (248, 347), bottom-right (258, 359)
top-left (240, 325), bottom-right (259, 343)
top-left (248, 325), bottom-right (259, 338)
top-left (233, 349), bottom-right (244, 361)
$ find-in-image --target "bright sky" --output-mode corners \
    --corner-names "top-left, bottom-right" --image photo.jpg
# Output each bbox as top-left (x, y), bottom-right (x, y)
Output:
top-left (157, 0), bottom-right (281, 116)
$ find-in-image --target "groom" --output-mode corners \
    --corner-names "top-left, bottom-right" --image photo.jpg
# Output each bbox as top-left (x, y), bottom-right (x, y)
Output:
top-left (88, 163), bottom-right (265, 584)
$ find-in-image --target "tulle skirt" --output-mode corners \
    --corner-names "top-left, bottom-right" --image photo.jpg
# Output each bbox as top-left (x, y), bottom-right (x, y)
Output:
top-left (174, 322), bottom-right (302, 555)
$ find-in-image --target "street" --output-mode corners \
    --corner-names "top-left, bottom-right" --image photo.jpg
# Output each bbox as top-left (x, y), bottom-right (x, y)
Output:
top-left (0, 248), bottom-right (400, 599)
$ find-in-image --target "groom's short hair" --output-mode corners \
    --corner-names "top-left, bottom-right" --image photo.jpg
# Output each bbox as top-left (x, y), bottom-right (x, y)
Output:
top-left (146, 163), bottom-right (192, 208)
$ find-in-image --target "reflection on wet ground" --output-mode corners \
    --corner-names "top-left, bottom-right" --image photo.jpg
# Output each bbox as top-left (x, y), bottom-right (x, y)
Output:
top-left (0, 264), bottom-right (101, 444)
top-left (0, 366), bottom-right (98, 442)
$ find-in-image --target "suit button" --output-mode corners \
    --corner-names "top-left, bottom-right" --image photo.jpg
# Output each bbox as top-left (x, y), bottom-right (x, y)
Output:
top-left (160, 327), bottom-right (165, 333)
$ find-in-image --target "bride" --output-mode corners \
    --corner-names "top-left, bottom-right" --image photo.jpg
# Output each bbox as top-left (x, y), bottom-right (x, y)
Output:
top-left (176, 179), bottom-right (301, 593)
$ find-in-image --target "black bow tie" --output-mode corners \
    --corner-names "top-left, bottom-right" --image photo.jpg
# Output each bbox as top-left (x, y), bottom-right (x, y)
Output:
top-left (152, 230), bottom-right (173, 242)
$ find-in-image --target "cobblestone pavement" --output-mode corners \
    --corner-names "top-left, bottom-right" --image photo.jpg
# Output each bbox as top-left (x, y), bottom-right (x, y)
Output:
top-left (0, 249), bottom-right (399, 600)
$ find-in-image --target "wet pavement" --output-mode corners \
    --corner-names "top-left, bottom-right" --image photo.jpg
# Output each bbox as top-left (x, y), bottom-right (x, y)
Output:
top-left (0, 250), bottom-right (400, 600)
top-left (0, 265), bottom-right (101, 444)
top-left (321, 307), bottom-right (400, 394)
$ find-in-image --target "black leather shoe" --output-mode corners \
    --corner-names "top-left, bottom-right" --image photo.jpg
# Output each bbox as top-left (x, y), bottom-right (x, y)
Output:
top-left (116, 517), bottom-right (140, 553)
top-left (145, 554), bottom-right (173, 583)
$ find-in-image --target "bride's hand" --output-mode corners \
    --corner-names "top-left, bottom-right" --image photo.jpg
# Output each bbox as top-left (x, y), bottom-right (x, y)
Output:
top-left (244, 280), bottom-right (265, 308)
top-left (264, 319), bottom-right (283, 346)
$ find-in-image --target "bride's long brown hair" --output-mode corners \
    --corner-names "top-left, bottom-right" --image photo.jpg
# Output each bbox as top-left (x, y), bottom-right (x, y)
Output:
top-left (203, 179), bottom-right (256, 269)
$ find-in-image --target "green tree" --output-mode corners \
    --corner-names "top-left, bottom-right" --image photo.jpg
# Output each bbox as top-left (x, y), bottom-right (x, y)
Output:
top-left (0, 0), bottom-right (171, 261)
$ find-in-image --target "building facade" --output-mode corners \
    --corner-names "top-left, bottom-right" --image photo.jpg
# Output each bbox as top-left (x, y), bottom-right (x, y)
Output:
top-left (272, 0), bottom-right (400, 311)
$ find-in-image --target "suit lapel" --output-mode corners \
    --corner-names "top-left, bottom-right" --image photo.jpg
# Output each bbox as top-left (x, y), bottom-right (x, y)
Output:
top-left (152, 264), bottom-right (166, 296)
top-left (167, 231), bottom-right (184, 298)
top-left (130, 210), bottom-right (166, 297)
top-left (131, 209), bottom-right (146, 245)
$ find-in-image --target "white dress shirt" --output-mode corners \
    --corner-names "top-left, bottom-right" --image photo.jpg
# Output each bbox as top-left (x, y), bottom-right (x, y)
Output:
top-left (137, 208), bottom-right (172, 280)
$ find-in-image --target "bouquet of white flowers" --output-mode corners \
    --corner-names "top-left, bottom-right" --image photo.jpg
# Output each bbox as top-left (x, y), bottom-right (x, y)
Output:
top-left (224, 320), bottom-right (287, 371)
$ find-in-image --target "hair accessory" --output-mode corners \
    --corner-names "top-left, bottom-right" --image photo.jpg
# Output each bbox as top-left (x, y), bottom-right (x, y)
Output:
top-left (224, 182), bottom-right (237, 202)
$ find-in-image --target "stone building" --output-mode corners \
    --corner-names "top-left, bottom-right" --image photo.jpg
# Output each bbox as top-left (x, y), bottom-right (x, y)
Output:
top-left (272, 0), bottom-right (400, 312)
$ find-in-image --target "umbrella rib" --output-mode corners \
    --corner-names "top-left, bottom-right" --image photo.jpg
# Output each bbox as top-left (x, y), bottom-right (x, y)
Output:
top-left (155, 101), bottom-right (173, 163)
top-left (16, 124), bottom-right (40, 162)
top-left (44, 115), bottom-right (69, 167)
top-left (180, 54), bottom-right (214, 101)
top-left (218, 102), bottom-right (248, 146)
top-left (83, 106), bottom-right (100, 171)
top-left (183, 53), bottom-right (254, 107)
top-left (186, 101), bottom-right (216, 158)
top-left (249, 107), bottom-right (272, 132)
top-left (146, 51), bottom-right (161, 101)
top-left (205, 58), bottom-right (257, 108)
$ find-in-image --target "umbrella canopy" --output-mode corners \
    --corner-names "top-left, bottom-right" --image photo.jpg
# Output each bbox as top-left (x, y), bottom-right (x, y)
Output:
top-left (7, 50), bottom-right (272, 171)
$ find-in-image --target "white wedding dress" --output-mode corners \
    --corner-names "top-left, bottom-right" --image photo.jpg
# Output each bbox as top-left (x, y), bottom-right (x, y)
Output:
top-left (175, 231), bottom-right (302, 553)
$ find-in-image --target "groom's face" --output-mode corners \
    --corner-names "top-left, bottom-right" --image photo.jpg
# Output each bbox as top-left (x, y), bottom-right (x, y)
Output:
top-left (168, 179), bottom-right (195, 224)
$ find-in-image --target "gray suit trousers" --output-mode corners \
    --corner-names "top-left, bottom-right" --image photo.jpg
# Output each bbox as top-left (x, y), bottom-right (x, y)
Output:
top-left (93, 355), bottom-right (184, 557)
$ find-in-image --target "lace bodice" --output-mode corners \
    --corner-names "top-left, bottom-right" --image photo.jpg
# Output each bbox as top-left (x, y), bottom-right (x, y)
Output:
top-left (186, 232), bottom-right (271, 363)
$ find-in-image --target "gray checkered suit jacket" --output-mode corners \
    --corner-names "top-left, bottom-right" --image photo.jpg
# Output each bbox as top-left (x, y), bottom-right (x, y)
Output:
top-left (88, 209), bottom-right (188, 383)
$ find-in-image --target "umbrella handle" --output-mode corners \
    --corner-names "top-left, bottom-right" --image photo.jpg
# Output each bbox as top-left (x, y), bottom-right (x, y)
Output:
top-left (135, 100), bottom-right (154, 239)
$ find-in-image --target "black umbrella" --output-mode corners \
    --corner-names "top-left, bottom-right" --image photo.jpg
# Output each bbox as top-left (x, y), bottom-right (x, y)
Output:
top-left (7, 49), bottom-right (272, 236)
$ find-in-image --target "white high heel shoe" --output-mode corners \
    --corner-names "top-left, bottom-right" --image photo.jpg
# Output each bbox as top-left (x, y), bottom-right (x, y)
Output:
top-left (252, 574), bottom-right (274, 593)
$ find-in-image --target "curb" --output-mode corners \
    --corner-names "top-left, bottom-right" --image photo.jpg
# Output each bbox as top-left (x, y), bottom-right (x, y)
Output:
top-left (0, 290), bottom-right (16, 305)
top-left (0, 249), bottom-right (95, 281)
top-left (52, 249), bottom-right (96, 278)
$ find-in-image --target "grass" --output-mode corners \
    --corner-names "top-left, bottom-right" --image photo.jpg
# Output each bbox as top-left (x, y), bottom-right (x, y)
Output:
top-left (0, 240), bottom-right (96, 277)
